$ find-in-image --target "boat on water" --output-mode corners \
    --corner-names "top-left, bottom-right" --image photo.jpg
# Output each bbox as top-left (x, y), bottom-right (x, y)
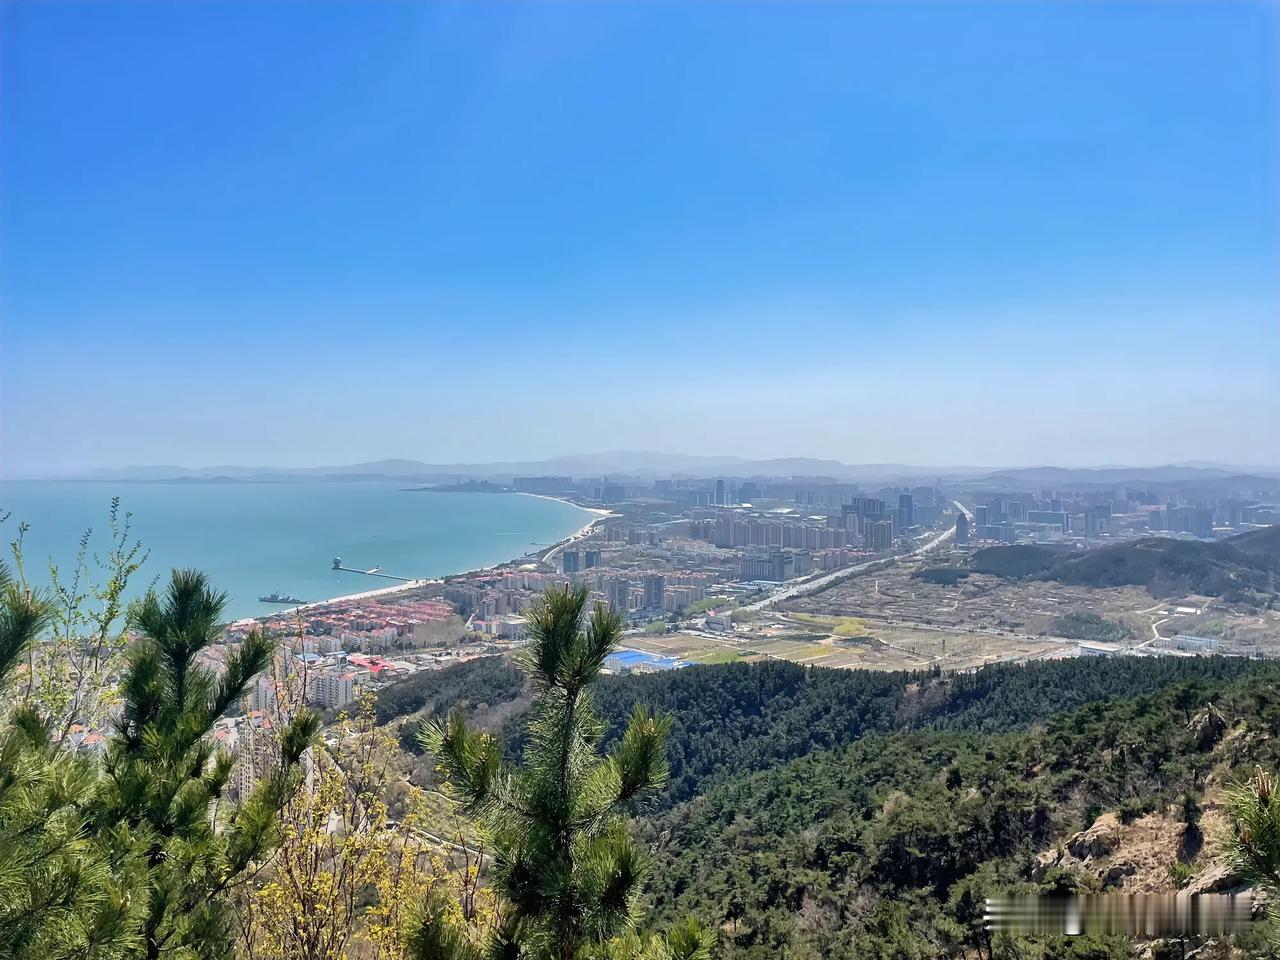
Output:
top-left (259, 591), bottom-right (305, 604)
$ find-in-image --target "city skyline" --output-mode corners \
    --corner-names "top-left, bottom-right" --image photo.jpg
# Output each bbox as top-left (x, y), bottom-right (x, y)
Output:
top-left (10, 449), bottom-right (1280, 483)
top-left (2, 1), bottom-right (1277, 474)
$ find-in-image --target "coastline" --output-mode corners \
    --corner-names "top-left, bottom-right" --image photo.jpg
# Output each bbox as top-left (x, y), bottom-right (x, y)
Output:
top-left (514, 492), bottom-right (612, 558)
top-left (244, 492), bottom-right (611, 623)
top-left (522, 494), bottom-right (612, 565)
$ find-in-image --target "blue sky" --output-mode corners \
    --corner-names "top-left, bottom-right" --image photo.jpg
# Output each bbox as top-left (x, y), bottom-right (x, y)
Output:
top-left (1, 0), bottom-right (1276, 474)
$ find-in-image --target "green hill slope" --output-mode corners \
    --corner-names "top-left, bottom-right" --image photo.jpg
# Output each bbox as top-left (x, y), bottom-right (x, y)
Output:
top-left (638, 667), bottom-right (1280, 959)
top-left (383, 653), bottom-right (1275, 810)
top-left (968, 525), bottom-right (1279, 601)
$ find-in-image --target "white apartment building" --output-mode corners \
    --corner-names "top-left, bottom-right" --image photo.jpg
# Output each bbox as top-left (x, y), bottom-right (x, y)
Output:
top-left (307, 668), bottom-right (356, 709)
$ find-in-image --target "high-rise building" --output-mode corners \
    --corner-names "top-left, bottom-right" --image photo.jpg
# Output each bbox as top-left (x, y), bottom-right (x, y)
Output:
top-left (1085, 505), bottom-right (1111, 536)
top-left (975, 505), bottom-right (989, 527)
top-left (250, 673), bottom-right (279, 713)
top-left (850, 497), bottom-right (886, 520)
top-left (584, 549), bottom-right (601, 568)
top-left (1162, 505), bottom-right (1195, 533)
top-left (713, 513), bottom-right (733, 548)
top-left (562, 550), bottom-right (581, 574)
top-left (1192, 508), bottom-right (1215, 539)
top-left (865, 519), bottom-right (894, 551)
top-left (307, 668), bottom-right (355, 709)
top-left (740, 550), bottom-right (794, 582)
top-left (898, 493), bottom-right (914, 529)
top-left (643, 574), bottom-right (665, 610)
top-left (232, 715), bottom-right (279, 800)
top-left (1027, 510), bottom-right (1069, 531)
top-left (610, 579), bottom-right (631, 614)
top-left (715, 479), bottom-right (726, 506)
top-left (954, 513), bottom-right (970, 545)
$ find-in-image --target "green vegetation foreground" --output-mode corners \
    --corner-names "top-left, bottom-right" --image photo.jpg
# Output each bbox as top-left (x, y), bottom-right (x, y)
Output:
top-left (378, 637), bottom-right (1280, 958)
top-left (0, 566), bottom-right (319, 960)
top-left (412, 584), bottom-right (708, 960)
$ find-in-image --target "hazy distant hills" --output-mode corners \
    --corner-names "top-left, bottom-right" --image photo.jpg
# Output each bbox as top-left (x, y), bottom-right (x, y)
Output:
top-left (65, 453), bottom-right (863, 482)
top-left (44, 452), bottom-right (1280, 484)
top-left (980, 465), bottom-right (1280, 486)
top-left (55, 453), bottom-right (944, 482)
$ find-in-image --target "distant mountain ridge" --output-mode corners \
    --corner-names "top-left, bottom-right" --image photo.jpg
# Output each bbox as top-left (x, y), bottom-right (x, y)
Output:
top-left (61, 453), bottom-right (865, 482)
top-left (37, 453), bottom-right (1280, 484)
top-left (980, 465), bottom-right (1280, 487)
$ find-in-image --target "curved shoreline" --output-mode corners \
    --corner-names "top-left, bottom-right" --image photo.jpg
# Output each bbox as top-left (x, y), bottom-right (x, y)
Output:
top-left (517, 494), bottom-right (612, 564)
top-left (241, 493), bottom-right (609, 623)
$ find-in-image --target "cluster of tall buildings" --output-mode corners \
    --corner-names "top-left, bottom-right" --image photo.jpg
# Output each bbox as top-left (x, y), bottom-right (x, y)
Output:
top-left (686, 501), bottom-right (910, 554)
top-left (456, 553), bottom-right (710, 623)
top-left (603, 572), bottom-right (705, 615)
top-left (956, 486), bottom-right (1278, 546)
top-left (1152, 505), bottom-right (1217, 539)
top-left (689, 513), bottom-right (859, 550)
top-left (561, 548), bottom-right (602, 573)
top-left (966, 495), bottom-right (1099, 542)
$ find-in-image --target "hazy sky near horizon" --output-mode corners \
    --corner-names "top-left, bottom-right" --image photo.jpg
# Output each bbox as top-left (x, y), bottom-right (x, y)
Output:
top-left (1, 1), bottom-right (1277, 476)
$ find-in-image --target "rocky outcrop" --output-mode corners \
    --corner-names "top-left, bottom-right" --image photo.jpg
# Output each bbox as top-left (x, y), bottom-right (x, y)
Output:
top-left (1182, 862), bottom-right (1246, 896)
top-left (1066, 812), bottom-right (1122, 860)
top-left (1045, 811), bottom-right (1188, 892)
top-left (1188, 703), bottom-right (1229, 752)
top-left (1032, 847), bottom-right (1064, 881)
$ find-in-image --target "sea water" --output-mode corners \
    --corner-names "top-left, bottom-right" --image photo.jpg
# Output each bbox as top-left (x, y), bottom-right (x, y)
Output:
top-left (0, 480), bottom-right (593, 620)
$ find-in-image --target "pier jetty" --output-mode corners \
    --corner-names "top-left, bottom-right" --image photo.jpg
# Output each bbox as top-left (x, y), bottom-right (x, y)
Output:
top-left (330, 557), bottom-right (414, 583)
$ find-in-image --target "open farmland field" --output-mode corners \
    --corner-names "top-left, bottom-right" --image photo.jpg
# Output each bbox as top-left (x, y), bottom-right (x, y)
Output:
top-left (742, 618), bottom-right (1071, 670)
top-left (785, 561), bottom-right (1153, 635)
top-left (619, 619), bottom-right (1072, 672)
top-left (776, 558), bottom-right (1280, 658)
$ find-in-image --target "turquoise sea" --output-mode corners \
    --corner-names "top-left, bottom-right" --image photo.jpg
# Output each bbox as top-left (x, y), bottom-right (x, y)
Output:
top-left (0, 481), bottom-right (593, 620)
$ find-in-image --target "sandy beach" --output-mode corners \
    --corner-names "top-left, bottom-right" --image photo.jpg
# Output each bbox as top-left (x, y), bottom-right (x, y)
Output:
top-left (518, 494), bottom-right (613, 565)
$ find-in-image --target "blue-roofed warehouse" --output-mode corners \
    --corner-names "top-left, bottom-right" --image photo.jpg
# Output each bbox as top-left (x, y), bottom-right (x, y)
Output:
top-left (604, 649), bottom-right (691, 675)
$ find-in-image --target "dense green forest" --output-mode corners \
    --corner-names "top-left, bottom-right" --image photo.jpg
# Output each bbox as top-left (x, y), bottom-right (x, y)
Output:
top-left (638, 668), bottom-right (1280, 959)
top-left (376, 654), bottom-right (527, 726)
top-left (1049, 612), bottom-right (1133, 642)
top-left (380, 652), bottom-right (1280, 957)
top-left (382, 653), bottom-right (1278, 810)
top-left (969, 545), bottom-right (1063, 579)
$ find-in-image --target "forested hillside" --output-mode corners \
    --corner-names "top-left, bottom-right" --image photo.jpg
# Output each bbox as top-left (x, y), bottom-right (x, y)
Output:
top-left (376, 654), bottom-right (527, 727)
top-left (381, 653), bottom-right (1277, 810)
top-left (639, 668), bottom-right (1280, 959)
top-left (966, 526), bottom-right (1280, 602)
top-left (375, 648), bottom-right (1280, 958)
